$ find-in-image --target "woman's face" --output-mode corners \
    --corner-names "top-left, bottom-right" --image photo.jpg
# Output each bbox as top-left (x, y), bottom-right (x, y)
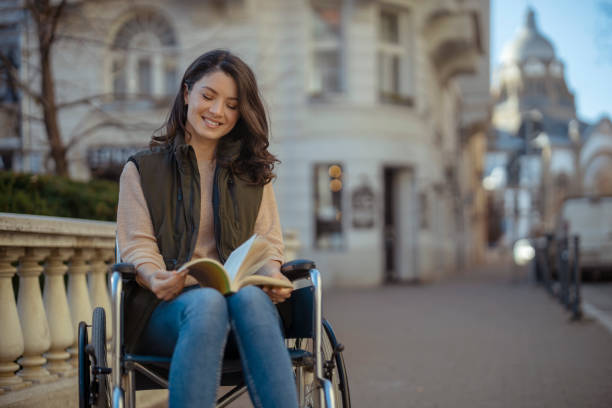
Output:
top-left (183, 70), bottom-right (240, 145)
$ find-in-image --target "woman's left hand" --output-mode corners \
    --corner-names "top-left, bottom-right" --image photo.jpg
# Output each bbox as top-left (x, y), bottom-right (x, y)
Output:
top-left (259, 260), bottom-right (292, 304)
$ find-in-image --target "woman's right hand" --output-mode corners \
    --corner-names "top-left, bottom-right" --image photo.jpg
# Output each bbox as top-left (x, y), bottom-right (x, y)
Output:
top-left (147, 269), bottom-right (189, 301)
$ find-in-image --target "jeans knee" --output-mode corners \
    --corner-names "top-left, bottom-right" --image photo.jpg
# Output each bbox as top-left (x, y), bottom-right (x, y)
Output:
top-left (229, 286), bottom-right (281, 328)
top-left (181, 288), bottom-right (228, 333)
top-left (231, 285), bottom-right (269, 309)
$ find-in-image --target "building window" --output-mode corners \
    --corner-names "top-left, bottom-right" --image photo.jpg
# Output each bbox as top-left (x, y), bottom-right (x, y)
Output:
top-left (419, 191), bottom-right (429, 229)
top-left (308, 2), bottom-right (342, 98)
top-left (523, 59), bottom-right (545, 77)
top-left (137, 57), bottom-right (152, 95)
top-left (109, 10), bottom-right (178, 101)
top-left (378, 7), bottom-right (413, 105)
top-left (0, 25), bottom-right (20, 104)
top-left (87, 145), bottom-right (144, 181)
top-left (314, 163), bottom-right (344, 250)
top-left (549, 61), bottom-right (563, 78)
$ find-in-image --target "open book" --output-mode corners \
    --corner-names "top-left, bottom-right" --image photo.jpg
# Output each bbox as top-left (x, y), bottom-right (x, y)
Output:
top-left (178, 235), bottom-right (293, 295)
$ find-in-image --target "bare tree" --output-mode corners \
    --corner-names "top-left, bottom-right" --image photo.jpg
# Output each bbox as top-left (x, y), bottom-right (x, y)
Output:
top-left (0, 0), bottom-right (154, 176)
top-left (0, 0), bottom-right (73, 175)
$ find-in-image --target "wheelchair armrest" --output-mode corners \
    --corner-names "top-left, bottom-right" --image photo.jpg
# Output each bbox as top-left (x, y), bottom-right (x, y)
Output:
top-left (111, 262), bottom-right (138, 280)
top-left (281, 259), bottom-right (316, 282)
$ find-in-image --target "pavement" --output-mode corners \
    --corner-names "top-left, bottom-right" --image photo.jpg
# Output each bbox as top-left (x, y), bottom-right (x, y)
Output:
top-left (323, 267), bottom-right (612, 408)
top-left (582, 283), bottom-right (612, 335)
top-left (171, 265), bottom-right (612, 408)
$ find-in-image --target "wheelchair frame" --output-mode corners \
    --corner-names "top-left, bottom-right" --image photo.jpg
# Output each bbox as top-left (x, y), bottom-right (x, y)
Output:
top-left (78, 251), bottom-right (350, 408)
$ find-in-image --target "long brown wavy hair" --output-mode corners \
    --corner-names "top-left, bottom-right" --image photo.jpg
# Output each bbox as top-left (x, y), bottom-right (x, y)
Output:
top-left (151, 49), bottom-right (278, 185)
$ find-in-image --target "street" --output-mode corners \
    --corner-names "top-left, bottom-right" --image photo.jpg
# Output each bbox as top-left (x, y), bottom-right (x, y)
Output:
top-left (324, 268), bottom-right (612, 408)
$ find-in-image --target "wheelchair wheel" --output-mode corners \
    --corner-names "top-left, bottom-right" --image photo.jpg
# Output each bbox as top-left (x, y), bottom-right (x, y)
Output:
top-left (92, 307), bottom-right (111, 408)
top-left (296, 319), bottom-right (351, 408)
top-left (322, 320), bottom-right (350, 408)
top-left (78, 321), bottom-right (91, 408)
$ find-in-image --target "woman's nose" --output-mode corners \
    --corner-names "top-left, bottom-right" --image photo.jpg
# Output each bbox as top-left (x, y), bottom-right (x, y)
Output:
top-left (209, 99), bottom-right (224, 116)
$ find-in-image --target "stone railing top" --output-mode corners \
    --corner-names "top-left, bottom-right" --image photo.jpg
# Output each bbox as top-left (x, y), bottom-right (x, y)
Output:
top-left (0, 213), bottom-right (116, 248)
top-left (0, 213), bottom-right (116, 236)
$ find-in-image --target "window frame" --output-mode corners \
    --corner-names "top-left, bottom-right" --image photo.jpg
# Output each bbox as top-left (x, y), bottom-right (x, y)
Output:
top-left (107, 11), bottom-right (178, 104)
top-left (307, 1), bottom-right (344, 100)
top-left (377, 5), bottom-right (414, 106)
top-left (313, 162), bottom-right (346, 251)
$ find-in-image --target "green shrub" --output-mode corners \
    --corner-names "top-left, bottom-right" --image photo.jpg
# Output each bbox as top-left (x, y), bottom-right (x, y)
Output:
top-left (0, 171), bottom-right (118, 221)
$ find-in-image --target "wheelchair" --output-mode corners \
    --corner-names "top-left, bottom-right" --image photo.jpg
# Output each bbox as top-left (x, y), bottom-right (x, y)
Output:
top-left (78, 256), bottom-right (351, 408)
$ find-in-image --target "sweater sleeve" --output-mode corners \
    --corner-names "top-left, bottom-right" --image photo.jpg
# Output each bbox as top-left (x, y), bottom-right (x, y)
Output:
top-left (116, 161), bottom-right (165, 271)
top-left (253, 182), bottom-right (285, 264)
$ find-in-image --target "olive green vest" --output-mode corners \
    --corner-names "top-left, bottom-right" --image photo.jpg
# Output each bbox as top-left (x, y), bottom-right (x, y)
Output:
top-left (123, 135), bottom-right (263, 352)
top-left (128, 136), bottom-right (264, 267)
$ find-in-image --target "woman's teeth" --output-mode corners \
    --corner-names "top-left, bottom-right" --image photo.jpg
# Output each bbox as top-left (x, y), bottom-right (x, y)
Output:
top-left (204, 118), bottom-right (220, 127)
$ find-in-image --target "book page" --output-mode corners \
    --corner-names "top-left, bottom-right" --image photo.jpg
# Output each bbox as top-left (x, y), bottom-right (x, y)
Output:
top-left (182, 259), bottom-right (231, 294)
top-left (223, 234), bottom-right (257, 281)
top-left (237, 274), bottom-right (294, 291)
top-left (234, 237), bottom-right (272, 282)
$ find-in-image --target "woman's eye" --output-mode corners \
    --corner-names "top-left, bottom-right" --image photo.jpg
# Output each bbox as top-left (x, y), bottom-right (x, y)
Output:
top-left (202, 94), bottom-right (212, 100)
top-left (227, 105), bottom-right (238, 110)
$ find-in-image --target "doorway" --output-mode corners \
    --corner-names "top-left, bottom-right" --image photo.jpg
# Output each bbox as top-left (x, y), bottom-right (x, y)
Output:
top-left (383, 167), bottom-right (419, 282)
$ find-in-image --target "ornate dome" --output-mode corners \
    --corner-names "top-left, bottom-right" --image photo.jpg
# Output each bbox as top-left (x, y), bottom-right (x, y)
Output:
top-left (500, 8), bottom-right (556, 65)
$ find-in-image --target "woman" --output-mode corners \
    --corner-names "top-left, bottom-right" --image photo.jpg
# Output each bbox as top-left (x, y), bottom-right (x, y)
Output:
top-left (117, 49), bottom-right (297, 408)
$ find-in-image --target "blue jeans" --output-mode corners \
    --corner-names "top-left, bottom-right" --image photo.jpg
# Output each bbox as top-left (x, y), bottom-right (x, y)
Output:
top-left (137, 285), bottom-right (298, 408)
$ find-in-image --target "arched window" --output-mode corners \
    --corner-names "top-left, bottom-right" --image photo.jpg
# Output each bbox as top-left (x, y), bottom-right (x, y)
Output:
top-left (109, 10), bottom-right (178, 100)
top-left (549, 61), bottom-right (563, 78)
top-left (523, 59), bottom-right (545, 77)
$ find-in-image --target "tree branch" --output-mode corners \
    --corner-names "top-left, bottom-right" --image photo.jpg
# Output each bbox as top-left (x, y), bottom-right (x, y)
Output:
top-left (55, 93), bottom-right (115, 110)
top-left (0, 103), bottom-right (44, 123)
top-left (65, 118), bottom-right (153, 153)
top-left (48, 0), bottom-right (67, 46)
top-left (0, 52), bottom-right (44, 105)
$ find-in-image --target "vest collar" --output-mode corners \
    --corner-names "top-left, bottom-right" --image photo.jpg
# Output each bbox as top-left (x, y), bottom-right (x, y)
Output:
top-left (171, 131), bottom-right (242, 169)
top-left (172, 132), bottom-right (196, 172)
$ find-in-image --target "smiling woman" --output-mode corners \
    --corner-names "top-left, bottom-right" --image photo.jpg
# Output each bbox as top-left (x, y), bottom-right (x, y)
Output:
top-left (115, 50), bottom-right (297, 408)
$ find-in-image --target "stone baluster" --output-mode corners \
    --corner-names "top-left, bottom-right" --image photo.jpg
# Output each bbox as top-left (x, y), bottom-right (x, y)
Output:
top-left (43, 248), bottom-right (76, 377)
top-left (67, 249), bottom-right (93, 366)
top-left (0, 248), bottom-right (30, 391)
top-left (89, 248), bottom-right (114, 342)
top-left (16, 248), bottom-right (57, 383)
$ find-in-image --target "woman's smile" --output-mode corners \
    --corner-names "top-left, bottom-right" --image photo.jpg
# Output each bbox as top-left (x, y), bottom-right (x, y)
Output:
top-left (203, 117), bottom-right (222, 128)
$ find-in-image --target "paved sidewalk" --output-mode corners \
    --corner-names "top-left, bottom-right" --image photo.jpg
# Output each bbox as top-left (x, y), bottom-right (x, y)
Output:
top-left (324, 273), bottom-right (612, 408)
top-left (583, 283), bottom-right (612, 335)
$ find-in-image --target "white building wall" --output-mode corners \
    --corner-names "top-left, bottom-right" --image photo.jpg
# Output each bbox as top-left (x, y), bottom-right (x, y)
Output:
top-left (13, 0), bottom-right (489, 287)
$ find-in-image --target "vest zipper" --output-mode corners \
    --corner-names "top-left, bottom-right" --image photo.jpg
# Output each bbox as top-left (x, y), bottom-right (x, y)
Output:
top-left (175, 184), bottom-right (183, 256)
top-left (212, 165), bottom-right (224, 262)
top-left (228, 175), bottom-right (240, 226)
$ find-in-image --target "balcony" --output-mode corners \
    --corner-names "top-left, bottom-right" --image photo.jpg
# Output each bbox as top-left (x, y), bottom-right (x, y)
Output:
top-left (423, 11), bottom-right (483, 84)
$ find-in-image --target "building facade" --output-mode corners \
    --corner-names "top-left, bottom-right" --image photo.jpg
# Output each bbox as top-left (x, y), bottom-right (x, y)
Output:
top-left (3, 0), bottom-right (490, 286)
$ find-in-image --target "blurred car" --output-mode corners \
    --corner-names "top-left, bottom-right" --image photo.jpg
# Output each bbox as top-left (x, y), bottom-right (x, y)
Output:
top-left (559, 195), bottom-right (612, 278)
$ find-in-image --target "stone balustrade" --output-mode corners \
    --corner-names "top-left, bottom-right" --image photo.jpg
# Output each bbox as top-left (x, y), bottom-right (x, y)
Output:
top-left (0, 213), bottom-right (116, 394)
top-left (0, 212), bottom-right (301, 401)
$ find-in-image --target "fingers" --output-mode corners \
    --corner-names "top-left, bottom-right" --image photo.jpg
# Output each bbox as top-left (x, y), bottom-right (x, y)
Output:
top-left (152, 270), bottom-right (188, 301)
top-left (262, 286), bottom-right (292, 304)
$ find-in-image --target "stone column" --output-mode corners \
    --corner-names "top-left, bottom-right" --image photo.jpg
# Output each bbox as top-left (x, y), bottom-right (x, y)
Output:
top-left (89, 249), bottom-right (114, 342)
top-left (43, 248), bottom-right (76, 377)
top-left (67, 249), bottom-right (93, 366)
top-left (0, 248), bottom-right (30, 391)
top-left (16, 248), bottom-right (57, 383)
